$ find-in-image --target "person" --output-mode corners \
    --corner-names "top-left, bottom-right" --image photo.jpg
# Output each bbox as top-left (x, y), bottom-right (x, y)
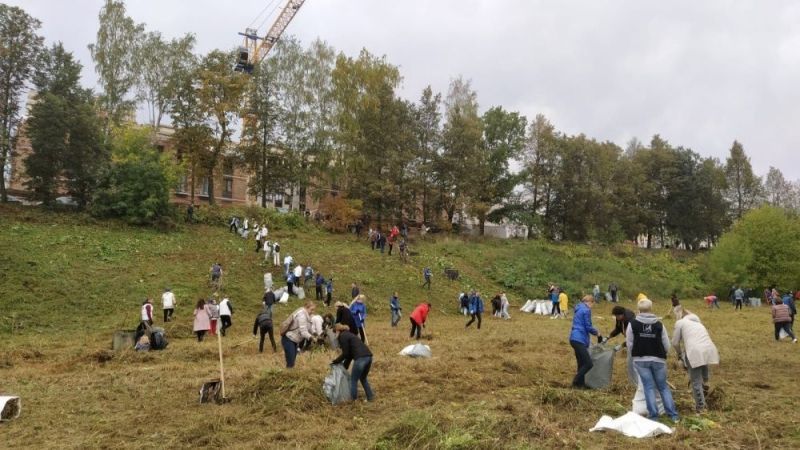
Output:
top-left (369, 228), bottom-right (376, 250)
top-left (771, 287), bottom-right (780, 305)
top-left (465, 291), bottom-right (484, 329)
top-left (286, 272), bottom-right (295, 296)
top-left (207, 299), bottom-right (220, 336)
top-left (326, 278), bottom-right (334, 307)
top-left (771, 297), bottom-right (797, 342)
top-left (193, 299), bottom-right (211, 342)
top-left (421, 267), bottom-right (432, 290)
top-left (229, 216), bottom-right (238, 233)
top-left (335, 301), bottom-right (357, 334)
top-left (315, 273), bottom-right (325, 301)
top-left (219, 297), bottom-right (234, 337)
top-left (331, 323), bottom-right (375, 402)
top-left (242, 218), bottom-right (249, 237)
top-left (304, 266), bottom-right (314, 288)
top-left (390, 292), bottom-right (402, 327)
top-left (284, 254), bottom-right (293, 276)
top-left (253, 305), bottom-right (276, 353)
top-left (378, 232), bottom-right (386, 254)
top-left (668, 293), bottom-right (685, 320)
top-left (782, 291), bottom-right (796, 325)
top-left (387, 234), bottom-right (395, 256)
top-left (272, 241), bottom-right (281, 267)
top-left (310, 313), bottom-right (324, 340)
top-left (569, 295), bottom-right (601, 389)
top-left (293, 264), bottom-right (303, 288)
top-left (263, 287), bottom-right (276, 310)
top-left (608, 305), bottom-right (637, 385)
top-left (409, 302), bottom-right (431, 339)
top-left (549, 285), bottom-right (561, 318)
top-left (255, 223), bottom-right (263, 253)
top-left (161, 288), bottom-right (176, 322)
top-left (264, 271), bottom-right (273, 291)
top-left (401, 222), bottom-right (408, 239)
top-left (609, 282), bottom-right (619, 302)
top-left (136, 298), bottom-right (154, 344)
top-left (210, 263), bottom-right (223, 288)
top-left (187, 203), bottom-right (194, 223)
top-left (734, 286), bottom-right (745, 311)
top-left (500, 292), bottom-right (511, 320)
top-left (459, 292), bottom-right (469, 316)
top-left (626, 298), bottom-right (680, 422)
top-left (592, 284), bottom-right (601, 302)
top-left (491, 294), bottom-right (501, 317)
top-left (350, 295), bottom-right (368, 342)
top-left (263, 239), bottom-right (272, 262)
top-left (282, 301), bottom-right (316, 368)
top-left (558, 288), bottom-right (569, 319)
top-left (351, 283), bottom-right (360, 300)
top-left (704, 293), bottom-right (720, 309)
top-left (672, 312), bottom-right (720, 413)
top-left (399, 238), bottom-right (408, 262)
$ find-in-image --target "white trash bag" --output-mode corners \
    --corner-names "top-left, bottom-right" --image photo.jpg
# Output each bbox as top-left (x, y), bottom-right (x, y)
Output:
top-left (296, 287), bottom-right (306, 300)
top-left (322, 363), bottom-right (352, 405)
top-left (0, 396), bottom-right (21, 421)
top-left (632, 376), bottom-right (665, 416)
top-left (520, 300), bottom-right (533, 312)
top-left (399, 343), bottom-right (432, 358)
top-left (279, 292), bottom-right (290, 303)
top-left (590, 412), bottom-right (673, 438)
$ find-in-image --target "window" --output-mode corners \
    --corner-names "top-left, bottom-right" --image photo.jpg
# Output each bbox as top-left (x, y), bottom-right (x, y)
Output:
top-left (223, 159), bottom-right (234, 176)
top-left (176, 176), bottom-right (189, 194)
top-left (201, 178), bottom-right (209, 196)
top-left (223, 178), bottom-right (233, 198)
top-left (274, 193), bottom-right (283, 208)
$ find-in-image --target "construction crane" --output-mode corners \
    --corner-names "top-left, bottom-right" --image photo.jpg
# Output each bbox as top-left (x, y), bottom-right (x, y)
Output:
top-left (235, 0), bottom-right (307, 73)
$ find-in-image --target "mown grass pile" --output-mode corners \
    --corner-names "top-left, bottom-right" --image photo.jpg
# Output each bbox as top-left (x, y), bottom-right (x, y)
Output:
top-left (1, 205), bottom-right (798, 449)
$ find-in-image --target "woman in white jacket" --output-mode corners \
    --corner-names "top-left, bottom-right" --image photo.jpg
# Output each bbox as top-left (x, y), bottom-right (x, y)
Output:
top-left (672, 312), bottom-right (720, 413)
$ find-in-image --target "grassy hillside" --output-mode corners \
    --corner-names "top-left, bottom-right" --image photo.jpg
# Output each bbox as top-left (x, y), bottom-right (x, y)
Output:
top-left (1, 205), bottom-right (798, 449)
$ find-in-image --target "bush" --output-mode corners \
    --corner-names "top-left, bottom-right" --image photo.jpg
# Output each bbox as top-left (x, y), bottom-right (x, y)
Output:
top-left (317, 195), bottom-right (362, 233)
top-left (193, 204), bottom-right (309, 232)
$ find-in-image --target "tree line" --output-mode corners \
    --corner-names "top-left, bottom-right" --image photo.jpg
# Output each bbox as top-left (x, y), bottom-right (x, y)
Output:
top-left (1, 1), bottom-right (797, 240)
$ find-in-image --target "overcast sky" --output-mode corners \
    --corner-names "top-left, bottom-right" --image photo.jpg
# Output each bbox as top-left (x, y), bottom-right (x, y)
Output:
top-left (8, 0), bottom-right (800, 179)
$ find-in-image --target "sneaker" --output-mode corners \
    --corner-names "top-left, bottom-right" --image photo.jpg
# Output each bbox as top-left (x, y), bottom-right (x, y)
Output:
top-left (793, 339), bottom-right (798, 343)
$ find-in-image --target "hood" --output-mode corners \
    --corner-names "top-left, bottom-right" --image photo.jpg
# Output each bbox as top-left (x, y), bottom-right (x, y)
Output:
top-left (635, 312), bottom-right (660, 324)
top-left (683, 313), bottom-right (700, 323)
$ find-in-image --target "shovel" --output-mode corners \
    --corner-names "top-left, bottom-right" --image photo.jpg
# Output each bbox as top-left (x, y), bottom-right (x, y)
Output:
top-left (199, 328), bottom-right (227, 404)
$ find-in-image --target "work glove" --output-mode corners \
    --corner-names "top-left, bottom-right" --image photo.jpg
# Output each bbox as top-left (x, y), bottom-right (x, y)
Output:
top-left (596, 335), bottom-right (605, 344)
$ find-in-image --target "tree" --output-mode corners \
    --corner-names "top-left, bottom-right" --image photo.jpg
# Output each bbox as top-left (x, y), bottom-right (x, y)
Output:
top-left (25, 43), bottom-right (106, 208)
top-left (477, 106), bottom-right (527, 235)
top-left (92, 126), bottom-right (178, 224)
top-left (134, 31), bottom-right (195, 131)
top-left (764, 166), bottom-right (792, 209)
top-left (0, 4), bottom-right (44, 202)
top-left (725, 140), bottom-right (762, 220)
top-left (410, 86), bottom-right (442, 224)
top-left (195, 50), bottom-right (247, 205)
top-left (88, 0), bottom-right (144, 139)
top-left (520, 114), bottom-right (558, 235)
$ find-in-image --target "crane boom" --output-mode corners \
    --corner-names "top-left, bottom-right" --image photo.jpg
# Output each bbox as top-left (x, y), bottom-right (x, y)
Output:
top-left (235, 0), bottom-right (307, 73)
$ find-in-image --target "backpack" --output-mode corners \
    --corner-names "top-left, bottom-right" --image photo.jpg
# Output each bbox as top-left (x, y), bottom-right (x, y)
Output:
top-left (280, 310), bottom-right (298, 336)
top-left (274, 243), bottom-right (280, 253)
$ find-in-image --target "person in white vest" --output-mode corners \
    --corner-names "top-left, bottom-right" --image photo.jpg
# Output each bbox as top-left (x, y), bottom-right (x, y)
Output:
top-left (263, 239), bottom-right (271, 262)
top-left (161, 288), bottom-right (176, 322)
top-left (284, 254), bottom-right (294, 276)
top-left (219, 297), bottom-right (234, 337)
top-left (136, 298), bottom-right (154, 344)
top-left (264, 271), bottom-right (273, 291)
top-left (293, 264), bottom-right (303, 288)
top-left (672, 312), bottom-right (720, 413)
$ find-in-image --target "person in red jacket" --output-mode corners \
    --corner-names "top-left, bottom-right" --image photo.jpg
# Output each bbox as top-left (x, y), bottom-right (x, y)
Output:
top-left (409, 302), bottom-right (431, 340)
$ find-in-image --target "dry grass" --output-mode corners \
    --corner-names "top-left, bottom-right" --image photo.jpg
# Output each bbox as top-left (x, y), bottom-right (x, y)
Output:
top-left (1, 207), bottom-right (799, 448)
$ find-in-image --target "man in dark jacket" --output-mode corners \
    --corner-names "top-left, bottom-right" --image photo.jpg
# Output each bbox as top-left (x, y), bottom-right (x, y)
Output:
top-left (608, 306), bottom-right (636, 344)
top-left (334, 302), bottom-right (357, 334)
top-left (315, 273), bottom-right (325, 301)
top-left (263, 288), bottom-right (276, 309)
top-left (331, 324), bottom-right (375, 401)
top-left (253, 306), bottom-right (276, 353)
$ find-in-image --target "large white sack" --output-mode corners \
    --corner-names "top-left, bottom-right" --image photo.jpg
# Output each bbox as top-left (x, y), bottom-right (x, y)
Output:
top-left (543, 301), bottom-right (553, 315)
top-left (589, 412), bottom-right (673, 438)
top-left (296, 287), bottom-right (306, 300)
top-left (632, 376), bottom-right (665, 416)
top-left (322, 363), bottom-right (351, 405)
top-left (399, 343), bottom-right (432, 358)
top-left (279, 292), bottom-right (290, 303)
top-left (534, 301), bottom-right (545, 315)
top-left (520, 300), bottom-right (533, 312)
top-left (0, 396), bottom-right (21, 421)
top-left (526, 301), bottom-right (538, 313)
top-left (273, 287), bottom-right (285, 299)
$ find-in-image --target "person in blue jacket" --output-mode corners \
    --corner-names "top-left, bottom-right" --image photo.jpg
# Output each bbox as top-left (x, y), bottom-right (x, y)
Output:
top-left (389, 292), bottom-right (402, 327)
top-left (350, 294), bottom-right (368, 342)
top-left (465, 291), bottom-right (484, 329)
top-left (569, 295), bottom-right (602, 388)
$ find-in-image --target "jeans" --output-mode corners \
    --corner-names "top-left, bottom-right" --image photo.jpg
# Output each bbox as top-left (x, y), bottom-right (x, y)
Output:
top-left (634, 360), bottom-right (679, 420)
top-left (465, 312), bottom-right (482, 329)
top-left (570, 340), bottom-right (593, 387)
top-left (500, 304), bottom-right (510, 320)
top-left (686, 361), bottom-right (709, 412)
top-left (735, 299), bottom-right (743, 310)
top-left (774, 322), bottom-right (796, 340)
top-left (163, 308), bottom-right (174, 322)
top-left (258, 324), bottom-right (276, 353)
top-left (351, 356), bottom-right (375, 401)
top-left (409, 318), bottom-right (422, 339)
top-left (282, 335), bottom-right (299, 368)
top-left (552, 302), bottom-right (561, 316)
top-left (391, 310), bottom-right (401, 327)
top-left (316, 286), bottom-right (323, 300)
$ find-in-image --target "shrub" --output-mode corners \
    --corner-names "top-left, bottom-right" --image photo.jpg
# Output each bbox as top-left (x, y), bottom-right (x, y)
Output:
top-left (317, 195), bottom-right (362, 233)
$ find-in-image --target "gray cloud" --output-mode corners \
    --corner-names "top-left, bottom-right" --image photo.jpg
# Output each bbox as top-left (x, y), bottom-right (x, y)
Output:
top-left (8, 0), bottom-right (800, 178)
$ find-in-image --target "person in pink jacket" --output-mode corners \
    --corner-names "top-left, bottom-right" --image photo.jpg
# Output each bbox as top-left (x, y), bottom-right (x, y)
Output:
top-left (193, 299), bottom-right (211, 342)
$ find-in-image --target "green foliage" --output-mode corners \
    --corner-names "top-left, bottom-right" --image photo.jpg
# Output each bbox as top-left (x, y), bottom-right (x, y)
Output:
top-left (192, 204), bottom-right (308, 232)
top-left (704, 206), bottom-right (800, 291)
top-left (91, 127), bottom-right (177, 225)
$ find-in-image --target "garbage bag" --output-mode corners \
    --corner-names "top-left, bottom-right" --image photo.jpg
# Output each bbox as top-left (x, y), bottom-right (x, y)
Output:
top-left (399, 343), bottom-right (432, 358)
top-left (534, 301), bottom-right (545, 315)
top-left (632, 375), bottom-right (665, 416)
top-left (590, 412), bottom-right (673, 438)
top-left (520, 300), bottom-right (533, 312)
top-left (296, 287), bottom-right (306, 300)
top-left (323, 363), bottom-right (351, 405)
top-left (585, 344), bottom-right (616, 389)
top-left (279, 292), bottom-right (289, 303)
